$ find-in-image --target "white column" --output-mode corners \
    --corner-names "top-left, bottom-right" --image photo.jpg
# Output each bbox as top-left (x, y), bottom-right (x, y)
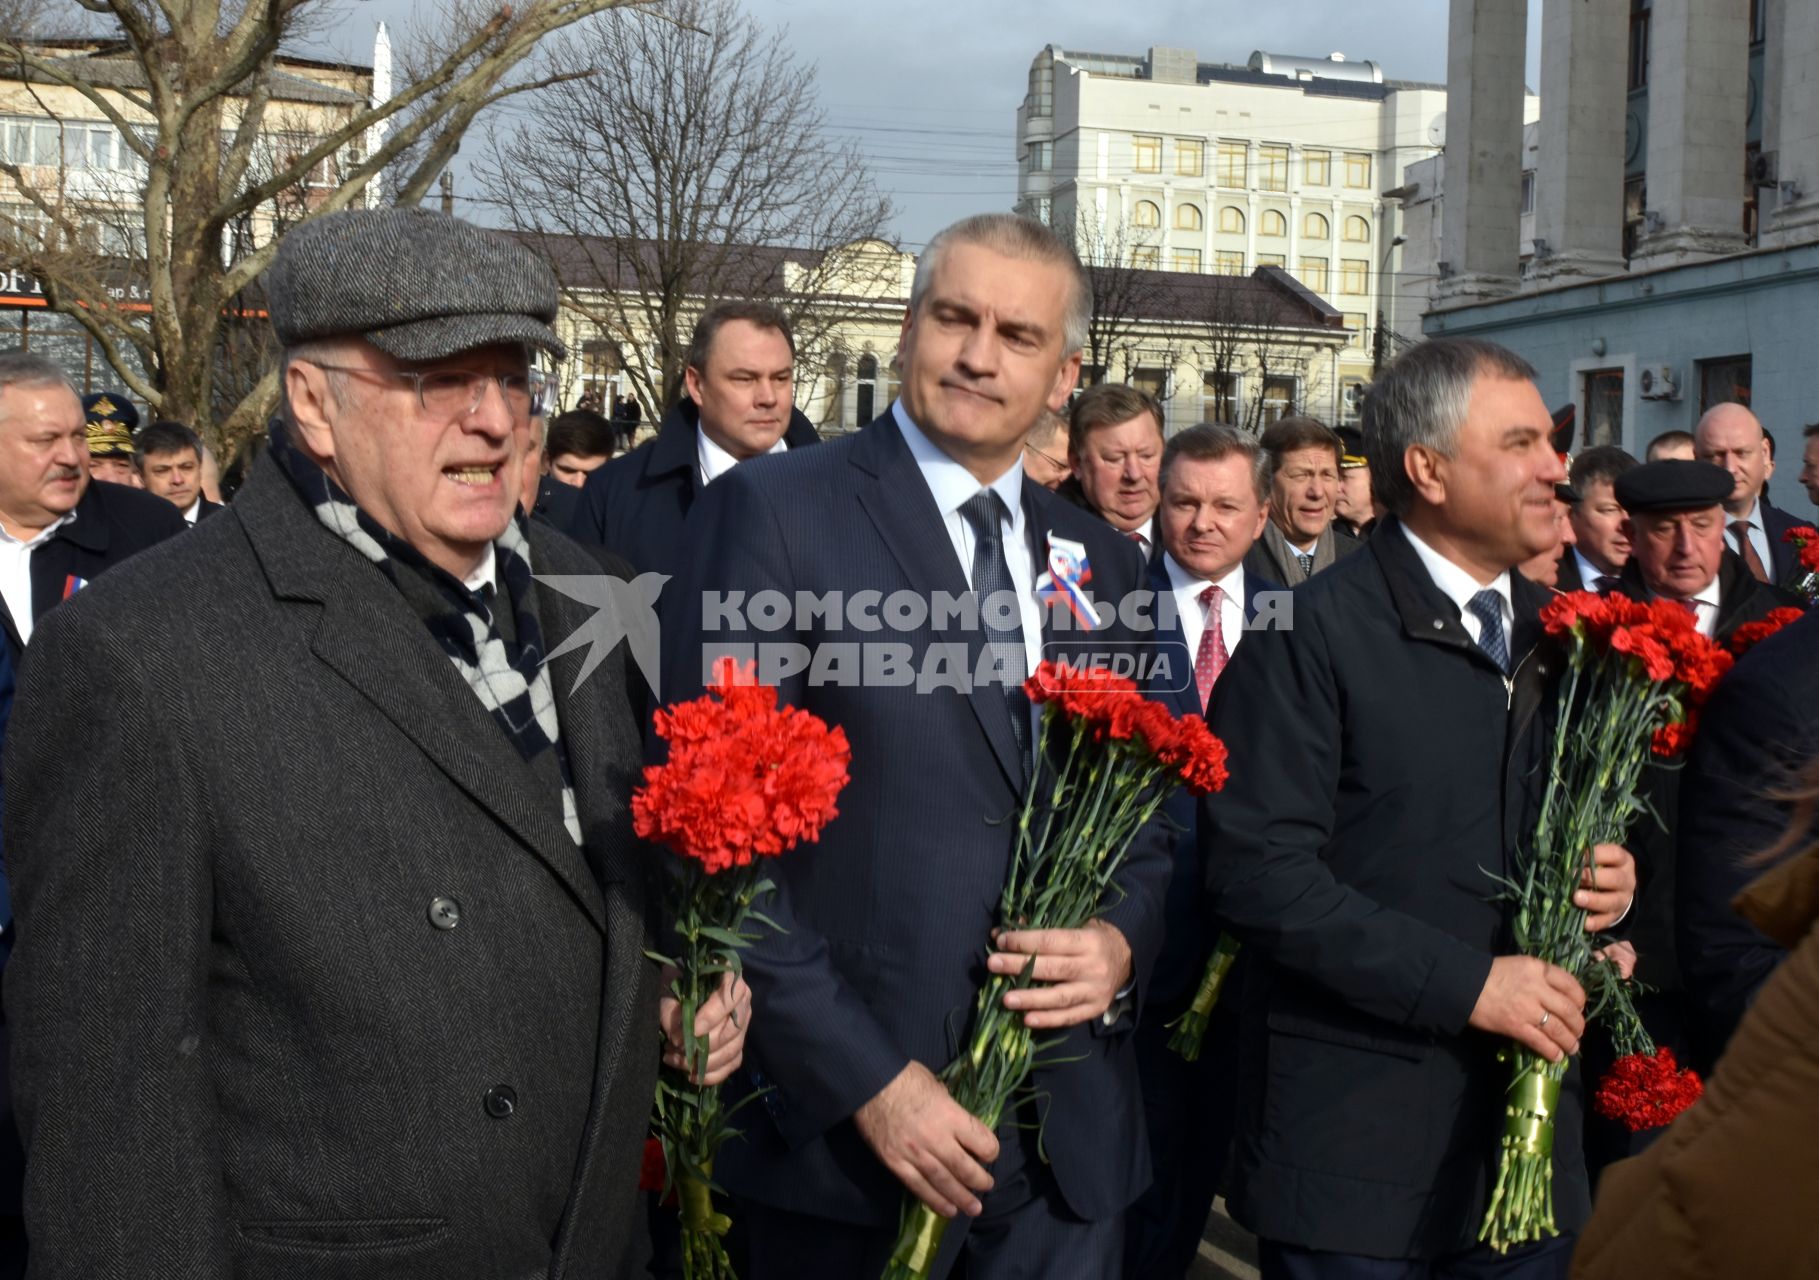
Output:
top-left (1633, 0), bottom-right (1750, 264)
top-left (1531, 0), bottom-right (1628, 283)
top-left (1763, 0), bottom-right (1819, 245)
top-left (1435, 0), bottom-right (1529, 305)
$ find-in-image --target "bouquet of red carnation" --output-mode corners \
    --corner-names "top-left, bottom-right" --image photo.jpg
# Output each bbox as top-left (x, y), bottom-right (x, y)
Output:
top-left (1783, 526), bottom-right (1819, 605)
top-left (1730, 606), bottom-right (1806, 657)
top-left (634, 659), bottom-right (851, 1280)
top-left (1478, 592), bottom-right (1725, 1253)
top-left (883, 659), bottom-right (1228, 1278)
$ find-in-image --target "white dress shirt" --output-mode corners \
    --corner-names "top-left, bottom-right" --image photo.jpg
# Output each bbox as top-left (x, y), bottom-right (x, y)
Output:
top-left (893, 401), bottom-right (1045, 680)
top-left (0, 512), bottom-right (75, 645)
top-left (182, 497), bottom-right (203, 525)
top-left (697, 424), bottom-right (788, 488)
top-left (1573, 547), bottom-right (1615, 590)
top-left (1162, 552), bottom-right (1246, 665)
top-left (1114, 514), bottom-right (1157, 561)
top-left (1400, 522), bottom-right (1514, 650)
top-left (1683, 574), bottom-right (1723, 639)
top-left (1724, 497), bottom-right (1773, 574)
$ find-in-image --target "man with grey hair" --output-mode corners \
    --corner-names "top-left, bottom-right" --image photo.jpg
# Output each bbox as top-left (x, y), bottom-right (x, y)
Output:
top-left (0, 354), bottom-right (184, 659)
top-left (3, 208), bottom-right (748, 1278)
top-left (664, 211), bottom-right (1167, 1276)
top-left (1202, 337), bottom-right (1638, 1278)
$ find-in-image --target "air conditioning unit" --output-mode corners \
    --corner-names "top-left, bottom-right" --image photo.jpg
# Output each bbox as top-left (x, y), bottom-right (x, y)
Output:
top-left (1752, 150), bottom-right (1779, 187)
top-left (1639, 364), bottom-right (1680, 400)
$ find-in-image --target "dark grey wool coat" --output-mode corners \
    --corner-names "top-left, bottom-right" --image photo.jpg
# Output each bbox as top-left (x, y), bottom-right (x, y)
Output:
top-left (3, 451), bottom-right (660, 1280)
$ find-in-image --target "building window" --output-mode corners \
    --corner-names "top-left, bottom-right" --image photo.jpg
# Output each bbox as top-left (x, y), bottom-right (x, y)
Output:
top-left (1300, 256), bottom-right (1329, 292)
top-left (1177, 139), bottom-right (1204, 177)
top-left (1583, 368), bottom-right (1624, 446)
top-left (1025, 141), bottom-right (1051, 173)
top-left (1132, 245), bottom-right (1161, 269)
top-left (1174, 247), bottom-right (1202, 273)
top-left (1628, 2), bottom-right (1650, 90)
top-left (1304, 149), bottom-right (1331, 186)
top-left (1033, 195), bottom-right (1053, 225)
top-left (1217, 205), bottom-right (1245, 234)
top-left (856, 352), bottom-right (880, 425)
top-left (1217, 141), bottom-right (1247, 187)
top-left (1258, 145), bottom-right (1290, 192)
top-left (1260, 209), bottom-right (1287, 237)
top-left (1343, 311), bottom-right (1368, 346)
top-left (1261, 376), bottom-right (1297, 424)
top-left (1698, 355), bottom-right (1753, 411)
top-left (1214, 250), bottom-right (1246, 276)
top-left (1623, 175), bottom-right (1646, 259)
top-left (1202, 371), bottom-right (1239, 423)
top-left (1303, 212), bottom-right (1330, 240)
top-left (1521, 170), bottom-right (1535, 215)
top-left (1132, 366), bottom-right (1169, 404)
top-left (1343, 215), bottom-right (1371, 243)
top-left (1343, 152), bottom-right (1372, 189)
top-left (1175, 202), bottom-right (1203, 231)
top-left (1340, 376), bottom-right (1366, 425)
top-left (1133, 199), bottom-right (1161, 228)
top-left (1257, 253), bottom-right (1286, 269)
top-left (1027, 51), bottom-right (1054, 118)
top-left (2, 118), bottom-right (63, 167)
top-left (1340, 258), bottom-right (1369, 294)
top-left (1134, 135), bottom-right (1162, 173)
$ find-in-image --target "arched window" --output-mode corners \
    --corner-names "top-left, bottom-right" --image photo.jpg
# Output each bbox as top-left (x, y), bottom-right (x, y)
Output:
top-left (1344, 215), bottom-right (1372, 243)
top-left (1217, 206), bottom-right (1245, 234)
top-left (856, 352), bottom-right (879, 425)
top-left (1260, 209), bottom-right (1287, 237)
top-left (1132, 200), bottom-right (1161, 228)
top-left (1303, 212), bottom-right (1329, 240)
top-left (1175, 203), bottom-right (1203, 232)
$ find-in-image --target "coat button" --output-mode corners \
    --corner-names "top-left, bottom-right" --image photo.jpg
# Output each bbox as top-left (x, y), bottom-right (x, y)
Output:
top-left (1431, 619), bottom-right (1445, 630)
top-left (428, 897), bottom-right (461, 930)
top-left (483, 1085), bottom-right (517, 1119)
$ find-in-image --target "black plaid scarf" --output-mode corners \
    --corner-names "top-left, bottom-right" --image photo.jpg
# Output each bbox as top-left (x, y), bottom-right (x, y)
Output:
top-left (270, 422), bottom-right (581, 844)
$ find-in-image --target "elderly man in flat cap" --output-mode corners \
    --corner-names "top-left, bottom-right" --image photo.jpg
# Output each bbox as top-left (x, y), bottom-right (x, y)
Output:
top-left (3, 208), bottom-right (747, 1279)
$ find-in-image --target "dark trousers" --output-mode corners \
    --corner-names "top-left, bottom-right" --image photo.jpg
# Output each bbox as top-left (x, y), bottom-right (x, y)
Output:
top-left (1122, 997), bottom-right (1240, 1279)
top-left (1259, 1234), bottom-right (1574, 1280)
top-left (741, 1121), bottom-right (1119, 1280)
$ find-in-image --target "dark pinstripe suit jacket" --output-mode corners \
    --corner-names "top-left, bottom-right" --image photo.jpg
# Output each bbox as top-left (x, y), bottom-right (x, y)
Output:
top-left (3, 454), bottom-right (659, 1280)
top-left (663, 413), bottom-right (1172, 1227)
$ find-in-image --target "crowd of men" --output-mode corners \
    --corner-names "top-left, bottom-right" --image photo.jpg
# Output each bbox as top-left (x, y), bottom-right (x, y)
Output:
top-left (0, 206), bottom-right (1810, 1280)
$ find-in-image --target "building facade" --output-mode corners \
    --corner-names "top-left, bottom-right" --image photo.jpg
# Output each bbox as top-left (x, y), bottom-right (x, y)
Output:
top-left (1014, 43), bottom-right (1536, 422)
top-left (1423, 0), bottom-right (1817, 519)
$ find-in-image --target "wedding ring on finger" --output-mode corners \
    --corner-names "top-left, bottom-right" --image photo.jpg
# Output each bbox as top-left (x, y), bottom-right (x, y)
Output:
top-left (1537, 1011), bottom-right (1550, 1029)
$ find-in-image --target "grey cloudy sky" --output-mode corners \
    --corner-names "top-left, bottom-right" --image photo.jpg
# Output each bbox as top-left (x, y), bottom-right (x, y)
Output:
top-left (312, 0), bottom-right (1544, 247)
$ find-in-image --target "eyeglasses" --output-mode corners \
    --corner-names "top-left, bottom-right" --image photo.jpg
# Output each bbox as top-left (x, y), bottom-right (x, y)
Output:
top-left (1027, 444), bottom-right (1068, 471)
top-left (306, 362), bottom-right (534, 418)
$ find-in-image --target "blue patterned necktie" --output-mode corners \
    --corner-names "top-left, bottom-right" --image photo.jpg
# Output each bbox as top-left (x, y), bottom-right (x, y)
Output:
top-left (961, 491), bottom-right (1030, 764)
top-left (1466, 588), bottom-right (1510, 674)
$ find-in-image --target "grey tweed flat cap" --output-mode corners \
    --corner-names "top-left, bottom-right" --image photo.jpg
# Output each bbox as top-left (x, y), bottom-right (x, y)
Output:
top-left (266, 207), bottom-right (567, 362)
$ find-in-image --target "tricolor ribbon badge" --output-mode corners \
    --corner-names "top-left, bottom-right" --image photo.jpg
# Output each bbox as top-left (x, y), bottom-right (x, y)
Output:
top-left (61, 575), bottom-right (88, 600)
top-left (1036, 533), bottom-right (1106, 629)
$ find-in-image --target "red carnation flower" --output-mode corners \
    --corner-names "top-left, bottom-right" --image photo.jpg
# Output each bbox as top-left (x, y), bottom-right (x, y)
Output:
top-left (1593, 1047), bottom-right (1704, 1132)
top-left (1784, 525), bottom-right (1819, 571)
top-left (638, 1136), bottom-right (667, 1192)
top-left (1730, 607), bottom-right (1806, 657)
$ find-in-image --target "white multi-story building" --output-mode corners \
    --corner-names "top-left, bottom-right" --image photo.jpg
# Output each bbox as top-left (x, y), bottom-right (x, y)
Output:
top-left (1015, 45), bottom-right (1534, 418)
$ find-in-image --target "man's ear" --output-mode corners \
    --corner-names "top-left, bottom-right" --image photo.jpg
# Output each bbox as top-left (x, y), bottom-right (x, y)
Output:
top-left (284, 360), bottom-right (339, 466)
top-left (1404, 443), bottom-right (1447, 508)
top-left (684, 363), bottom-right (705, 408)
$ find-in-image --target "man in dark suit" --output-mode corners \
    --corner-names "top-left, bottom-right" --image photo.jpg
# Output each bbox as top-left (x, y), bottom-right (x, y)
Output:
top-left (1242, 416), bottom-right (1362, 587)
top-left (1587, 461), bottom-right (1802, 1128)
top-left (1203, 337), bottom-right (1638, 1278)
top-left (664, 213), bottom-right (1169, 1278)
top-left (0, 355), bottom-right (186, 662)
top-left (4, 208), bottom-right (747, 1279)
top-left (1063, 383), bottom-right (1164, 559)
top-left (1124, 423), bottom-right (1279, 1280)
top-left (1677, 608), bottom-right (1819, 1073)
top-left (569, 301), bottom-right (819, 575)
top-left (545, 409), bottom-right (618, 488)
top-left (1555, 446), bottom-right (1637, 592)
top-left (1695, 403), bottom-right (1808, 586)
top-left (136, 419), bottom-right (226, 524)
